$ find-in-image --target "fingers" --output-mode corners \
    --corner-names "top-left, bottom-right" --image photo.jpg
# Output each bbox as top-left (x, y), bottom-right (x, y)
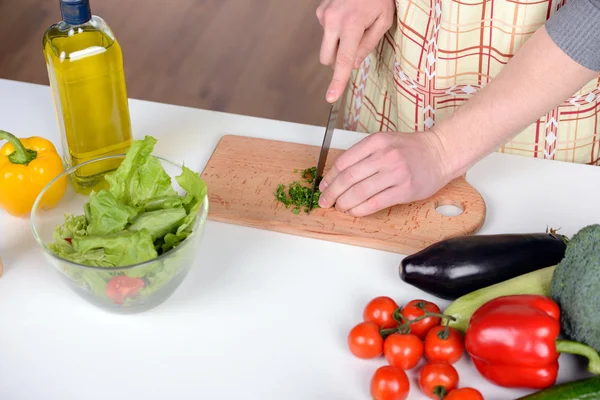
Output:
top-left (319, 133), bottom-right (389, 194)
top-left (316, 0), bottom-right (390, 102)
top-left (316, 3), bottom-right (325, 24)
top-left (317, 0), bottom-right (338, 67)
top-left (320, 29), bottom-right (340, 67)
top-left (334, 171), bottom-right (394, 212)
top-left (326, 25), bottom-right (364, 102)
top-left (354, 15), bottom-right (392, 68)
top-left (346, 186), bottom-right (403, 217)
top-left (318, 154), bottom-right (381, 209)
top-left (316, 0), bottom-right (332, 25)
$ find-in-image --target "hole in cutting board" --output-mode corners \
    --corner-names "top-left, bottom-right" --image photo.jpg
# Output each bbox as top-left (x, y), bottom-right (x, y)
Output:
top-left (435, 200), bottom-right (464, 217)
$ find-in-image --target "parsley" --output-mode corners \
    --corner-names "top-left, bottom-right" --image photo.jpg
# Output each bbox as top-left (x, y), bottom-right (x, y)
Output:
top-left (274, 167), bottom-right (322, 214)
top-left (302, 167), bottom-right (317, 183)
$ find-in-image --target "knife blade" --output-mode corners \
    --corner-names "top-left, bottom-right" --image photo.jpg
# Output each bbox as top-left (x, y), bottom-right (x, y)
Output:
top-left (308, 97), bottom-right (342, 212)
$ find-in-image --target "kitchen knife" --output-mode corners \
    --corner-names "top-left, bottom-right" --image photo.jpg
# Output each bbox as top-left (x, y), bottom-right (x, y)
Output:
top-left (307, 97), bottom-right (342, 212)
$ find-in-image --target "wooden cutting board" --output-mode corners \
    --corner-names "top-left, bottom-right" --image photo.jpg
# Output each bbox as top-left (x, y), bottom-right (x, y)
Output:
top-left (200, 135), bottom-right (486, 255)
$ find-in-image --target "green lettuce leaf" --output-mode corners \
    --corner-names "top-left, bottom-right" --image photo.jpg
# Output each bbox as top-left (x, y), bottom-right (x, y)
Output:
top-left (139, 195), bottom-right (189, 212)
top-left (47, 214), bottom-right (89, 259)
top-left (127, 208), bottom-right (186, 241)
top-left (60, 263), bottom-right (117, 301)
top-left (84, 202), bottom-right (92, 223)
top-left (86, 190), bottom-right (138, 236)
top-left (69, 230), bottom-right (158, 267)
top-left (48, 231), bottom-right (112, 267)
top-left (161, 231), bottom-right (190, 253)
top-left (56, 213), bottom-right (88, 238)
top-left (52, 246), bottom-right (110, 267)
top-left (105, 136), bottom-right (177, 207)
top-left (136, 258), bottom-right (181, 300)
top-left (177, 166), bottom-right (207, 230)
top-left (160, 166), bottom-right (207, 252)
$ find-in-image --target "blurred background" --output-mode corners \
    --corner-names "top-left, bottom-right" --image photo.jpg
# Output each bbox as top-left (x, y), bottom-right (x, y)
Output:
top-left (0, 0), bottom-right (332, 126)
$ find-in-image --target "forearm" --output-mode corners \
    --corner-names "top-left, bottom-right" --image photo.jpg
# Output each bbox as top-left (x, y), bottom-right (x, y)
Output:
top-left (433, 20), bottom-right (599, 179)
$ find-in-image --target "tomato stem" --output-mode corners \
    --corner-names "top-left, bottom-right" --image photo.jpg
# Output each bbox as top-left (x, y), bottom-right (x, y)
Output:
top-left (437, 327), bottom-right (449, 340)
top-left (387, 307), bottom-right (456, 336)
top-left (437, 314), bottom-right (452, 340)
top-left (379, 327), bottom-right (395, 338)
top-left (392, 308), bottom-right (406, 324)
top-left (381, 308), bottom-right (415, 337)
top-left (383, 306), bottom-right (457, 338)
top-left (397, 324), bottom-right (411, 335)
top-left (433, 385), bottom-right (447, 399)
top-left (404, 310), bottom-right (456, 324)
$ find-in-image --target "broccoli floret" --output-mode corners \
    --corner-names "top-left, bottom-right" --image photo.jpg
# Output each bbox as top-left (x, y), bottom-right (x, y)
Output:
top-left (550, 224), bottom-right (600, 352)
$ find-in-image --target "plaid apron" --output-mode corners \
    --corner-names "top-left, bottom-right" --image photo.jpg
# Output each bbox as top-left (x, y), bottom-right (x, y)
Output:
top-left (343, 0), bottom-right (600, 165)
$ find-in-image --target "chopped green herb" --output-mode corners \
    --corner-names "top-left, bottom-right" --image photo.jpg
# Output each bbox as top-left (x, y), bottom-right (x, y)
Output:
top-left (274, 167), bottom-right (322, 214)
top-left (302, 167), bottom-right (316, 183)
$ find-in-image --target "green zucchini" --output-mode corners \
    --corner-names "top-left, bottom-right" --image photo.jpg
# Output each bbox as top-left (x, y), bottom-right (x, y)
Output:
top-left (442, 265), bottom-right (556, 332)
top-left (515, 376), bottom-right (600, 399)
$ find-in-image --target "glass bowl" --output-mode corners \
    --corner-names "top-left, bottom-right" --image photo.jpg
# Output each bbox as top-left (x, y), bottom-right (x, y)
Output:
top-left (30, 154), bottom-right (209, 314)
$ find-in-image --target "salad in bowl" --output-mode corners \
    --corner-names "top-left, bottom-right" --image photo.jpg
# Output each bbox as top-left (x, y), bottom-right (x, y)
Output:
top-left (31, 135), bottom-right (209, 313)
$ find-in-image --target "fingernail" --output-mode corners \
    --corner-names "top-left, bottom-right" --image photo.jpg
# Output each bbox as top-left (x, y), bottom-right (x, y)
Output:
top-left (326, 90), bottom-right (336, 102)
top-left (319, 180), bottom-right (328, 191)
top-left (318, 196), bottom-right (328, 208)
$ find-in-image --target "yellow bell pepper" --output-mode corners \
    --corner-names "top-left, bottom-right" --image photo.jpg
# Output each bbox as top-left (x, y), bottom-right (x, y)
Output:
top-left (0, 130), bottom-right (67, 217)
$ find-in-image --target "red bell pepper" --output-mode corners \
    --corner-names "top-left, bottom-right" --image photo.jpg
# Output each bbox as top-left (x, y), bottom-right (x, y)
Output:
top-left (465, 294), bottom-right (600, 389)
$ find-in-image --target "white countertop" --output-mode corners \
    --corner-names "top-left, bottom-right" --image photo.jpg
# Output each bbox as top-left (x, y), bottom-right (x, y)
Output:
top-left (0, 78), bottom-right (598, 400)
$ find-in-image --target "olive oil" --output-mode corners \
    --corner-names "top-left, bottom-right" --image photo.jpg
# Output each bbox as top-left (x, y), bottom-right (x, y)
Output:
top-left (43, 0), bottom-right (132, 194)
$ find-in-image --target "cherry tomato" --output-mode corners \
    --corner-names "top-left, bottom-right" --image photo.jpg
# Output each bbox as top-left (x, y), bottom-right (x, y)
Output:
top-left (370, 365), bottom-right (410, 400)
top-left (383, 333), bottom-right (424, 370)
top-left (419, 361), bottom-right (459, 399)
top-left (348, 321), bottom-right (383, 359)
top-left (105, 275), bottom-right (145, 304)
top-left (401, 299), bottom-right (442, 339)
top-left (363, 296), bottom-right (399, 329)
top-left (424, 325), bottom-right (464, 364)
top-left (444, 388), bottom-right (485, 400)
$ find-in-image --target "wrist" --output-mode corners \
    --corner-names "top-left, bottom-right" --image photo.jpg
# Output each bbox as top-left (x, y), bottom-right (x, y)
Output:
top-left (422, 126), bottom-right (462, 185)
top-left (429, 91), bottom-right (509, 180)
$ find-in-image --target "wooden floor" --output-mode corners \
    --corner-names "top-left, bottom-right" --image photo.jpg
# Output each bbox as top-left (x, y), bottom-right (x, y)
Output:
top-left (0, 0), bottom-right (333, 127)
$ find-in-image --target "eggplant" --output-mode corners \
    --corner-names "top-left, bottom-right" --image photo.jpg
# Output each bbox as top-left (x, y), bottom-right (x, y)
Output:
top-left (399, 232), bottom-right (568, 300)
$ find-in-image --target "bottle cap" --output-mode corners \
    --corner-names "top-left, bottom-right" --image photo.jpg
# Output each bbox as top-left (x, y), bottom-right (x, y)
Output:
top-left (60, 0), bottom-right (92, 25)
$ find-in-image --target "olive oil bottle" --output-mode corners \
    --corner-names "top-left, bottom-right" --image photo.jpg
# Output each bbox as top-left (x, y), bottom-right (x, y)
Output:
top-left (43, 0), bottom-right (132, 193)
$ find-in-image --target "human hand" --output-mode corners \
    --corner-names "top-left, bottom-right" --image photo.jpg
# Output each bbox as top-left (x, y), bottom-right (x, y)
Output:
top-left (317, 131), bottom-right (452, 217)
top-left (316, 0), bottom-right (395, 103)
